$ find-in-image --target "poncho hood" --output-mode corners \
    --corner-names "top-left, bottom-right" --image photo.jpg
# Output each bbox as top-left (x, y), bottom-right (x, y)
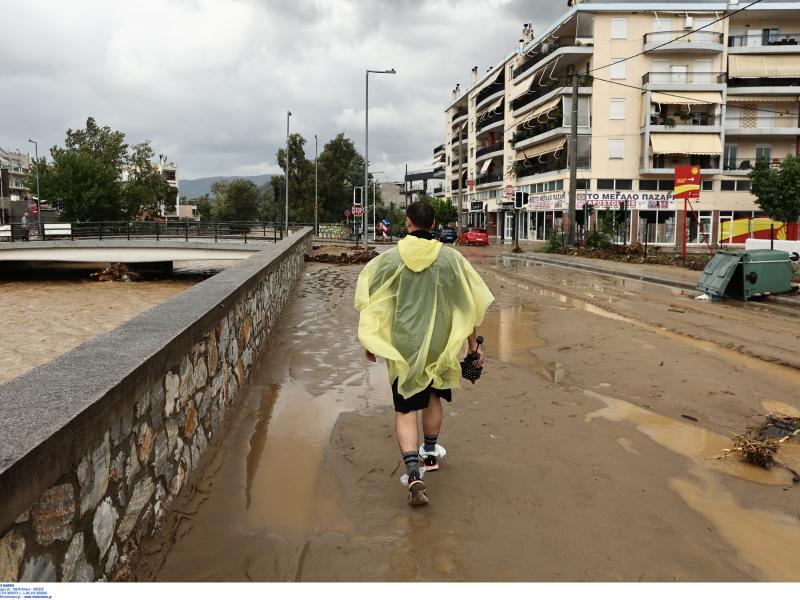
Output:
top-left (397, 235), bottom-right (442, 272)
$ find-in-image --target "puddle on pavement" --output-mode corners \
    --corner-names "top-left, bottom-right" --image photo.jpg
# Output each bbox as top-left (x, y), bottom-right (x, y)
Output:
top-left (479, 303), bottom-right (544, 368)
top-left (671, 467), bottom-right (800, 581)
top-left (584, 389), bottom-right (795, 486)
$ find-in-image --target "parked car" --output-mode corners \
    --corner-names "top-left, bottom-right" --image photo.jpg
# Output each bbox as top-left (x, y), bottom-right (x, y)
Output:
top-left (438, 228), bottom-right (458, 244)
top-left (461, 227), bottom-right (489, 246)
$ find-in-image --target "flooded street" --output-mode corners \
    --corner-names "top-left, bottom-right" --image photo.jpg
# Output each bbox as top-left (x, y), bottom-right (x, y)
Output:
top-left (138, 248), bottom-right (800, 582)
top-left (0, 262), bottom-right (226, 385)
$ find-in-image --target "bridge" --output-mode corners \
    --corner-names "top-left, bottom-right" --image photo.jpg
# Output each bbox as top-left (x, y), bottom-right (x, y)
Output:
top-left (0, 221), bottom-right (288, 265)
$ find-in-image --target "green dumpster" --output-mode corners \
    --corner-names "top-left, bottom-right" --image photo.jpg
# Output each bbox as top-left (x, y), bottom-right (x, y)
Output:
top-left (696, 249), bottom-right (794, 300)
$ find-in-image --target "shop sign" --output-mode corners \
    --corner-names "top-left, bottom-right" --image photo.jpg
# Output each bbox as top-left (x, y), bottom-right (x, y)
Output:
top-left (469, 202), bottom-right (484, 212)
top-left (523, 190), bottom-right (675, 211)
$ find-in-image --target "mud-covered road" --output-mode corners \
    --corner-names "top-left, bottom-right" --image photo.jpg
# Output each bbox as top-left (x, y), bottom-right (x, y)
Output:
top-left (137, 248), bottom-right (800, 582)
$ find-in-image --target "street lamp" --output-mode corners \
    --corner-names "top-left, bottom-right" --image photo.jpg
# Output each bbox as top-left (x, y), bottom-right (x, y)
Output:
top-left (371, 170), bottom-right (384, 241)
top-left (28, 139), bottom-right (41, 229)
top-left (314, 134), bottom-right (319, 236)
top-left (285, 110), bottom-right (292, 236)
top-left (365, 68), bottom-right (396, 252)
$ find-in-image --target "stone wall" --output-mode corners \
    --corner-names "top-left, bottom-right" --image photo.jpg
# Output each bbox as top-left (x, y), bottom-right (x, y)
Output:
top-left (0, 229), bottom-right (313, 582)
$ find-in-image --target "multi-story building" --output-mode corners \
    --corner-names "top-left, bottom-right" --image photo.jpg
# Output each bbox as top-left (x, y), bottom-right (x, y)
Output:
top-left (441, 0), bottom-right (800, 247)
top-left (157, 158), bottom-right (180, 216)
top-left (0, 147), bottom-right (32, 202)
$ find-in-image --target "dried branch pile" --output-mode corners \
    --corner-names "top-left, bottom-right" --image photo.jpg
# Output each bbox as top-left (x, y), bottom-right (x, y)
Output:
top-left (305, 249), bottom-right (378, 265)
top-left (722, 414), bottom-right (800, 482)
top-left (90, 263), bottom-right (142, 282)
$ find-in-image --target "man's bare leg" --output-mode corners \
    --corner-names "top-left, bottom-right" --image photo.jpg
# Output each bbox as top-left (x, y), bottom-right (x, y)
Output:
top-left (395, 410), bottom-right (428, 505)
top-left (421, 393), bottom-right (444, 470)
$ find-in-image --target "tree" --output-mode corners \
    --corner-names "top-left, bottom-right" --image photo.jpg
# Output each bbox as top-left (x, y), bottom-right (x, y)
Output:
top-left (271, 133), bottom-right (314, 223)
top-left (192, 194), bottom-right (213, 221)
top-left (750, 154), bottom-right (800, 226)
top-left (122, 143), bottom-right (175, 219)
top-left (212, 179), bottom-right (261, 222)
top-left (425, 196), bottom-right (458, 227)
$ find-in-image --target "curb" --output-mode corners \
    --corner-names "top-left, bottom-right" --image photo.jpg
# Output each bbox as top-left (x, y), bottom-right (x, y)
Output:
top-left (501, 251), bottom-right (800, 310)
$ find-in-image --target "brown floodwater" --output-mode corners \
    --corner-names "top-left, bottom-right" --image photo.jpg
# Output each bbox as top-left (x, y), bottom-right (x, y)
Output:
top-left (0, 262), bottom-right (228, 385)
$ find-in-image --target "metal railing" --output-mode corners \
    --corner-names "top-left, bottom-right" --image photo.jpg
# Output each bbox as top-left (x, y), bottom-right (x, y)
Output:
top-left (476, 142), bottom-right (504, 159)
top-left (651, 114), bottom-right (720, 126)
top-left (475, 81), bottom-right (505, 106)
top-left (644, 30), bottom-right (723, 45)
top-left (511, 117), bottom-right (564, 146)
top-left (514, 155), bottom-right (568, 179)
top-left (651, 155), bottom-right (720, 169)
top-left (1, 221), bottom-right (286, 243)
top-left (642, 72), bottom-right (726, 85)
top-left (729, 32), bottom-right (800, 47)
top-left (451, 132), bottom-right (468, 145)
top-left (476, 111), bottom-right (505, 132)
top-left (451, 108), bottom-right (468, 122)
top-left (512, 36), bottom-right (589, 80)
top-left (433, 144), bottom-right (444, 155)
top-left (723, 157), bottom-right (784, 171)
top-left (475, 173), bottom-right (503, 186)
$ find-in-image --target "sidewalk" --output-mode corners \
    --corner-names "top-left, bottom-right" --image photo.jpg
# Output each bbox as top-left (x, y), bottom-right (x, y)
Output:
top-left (504, 251), bottom-right (800, 309)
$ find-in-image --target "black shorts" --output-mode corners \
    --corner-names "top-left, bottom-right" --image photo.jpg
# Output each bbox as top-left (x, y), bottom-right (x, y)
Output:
top-left (391, 379), bottom-right (453, 414)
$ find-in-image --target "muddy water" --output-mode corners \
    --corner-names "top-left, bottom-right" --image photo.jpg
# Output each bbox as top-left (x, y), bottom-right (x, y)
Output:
top-left (138, 265), bottom-right (388, 581)
top-left (0, 262), bottom-right (225, 385)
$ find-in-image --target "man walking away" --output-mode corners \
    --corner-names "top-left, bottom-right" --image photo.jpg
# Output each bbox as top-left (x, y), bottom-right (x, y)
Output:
top-left (355, 201), bottom-right (494, 506)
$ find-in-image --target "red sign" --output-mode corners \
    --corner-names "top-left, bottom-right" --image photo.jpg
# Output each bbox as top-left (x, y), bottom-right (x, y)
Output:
top-left (352, 205), bottom-right (364, 217)
top-left (467, 178), bottom-right (475, 192)
top-left (674, 166), bottom-right (701, 200)
top-left (344, 209), bottom-right (352, 218)
top-left (504, 185), bottom-right (515, 198)
top-left (28, 200), bottom-right (38, 215)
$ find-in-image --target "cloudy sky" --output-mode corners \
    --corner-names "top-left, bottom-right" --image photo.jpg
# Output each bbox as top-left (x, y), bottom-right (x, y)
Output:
top-left (0, 0), bottom-right (564, 182)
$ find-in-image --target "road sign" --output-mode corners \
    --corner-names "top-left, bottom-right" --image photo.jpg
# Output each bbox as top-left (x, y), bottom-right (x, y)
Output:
top-left (352, 205), bottom-right (364, 217)
top-left (28, 200), bottom-right (38, 215)
top-left (467, 178), bottom-right (475, 192)
top-left (674, 166), bottom-right (701, 200)
top-left (504, 185), bottom-right (515, 198)
top-left (344, 209), bottom-right (352, 218)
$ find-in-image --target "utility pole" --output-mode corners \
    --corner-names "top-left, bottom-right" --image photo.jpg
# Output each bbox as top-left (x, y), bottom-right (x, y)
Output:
top-left (365, 68), bottom-right (396, 252)
top-left (457, 120), bottom-right (464, 236)
top-left (314, 134), bottom-right (318, 236)
top-left (285, 111), bottom-right (291, 236)
top-left (28, 139), bottom-right (41, 232)
top-left (567, 73), bottom-right (579, 246)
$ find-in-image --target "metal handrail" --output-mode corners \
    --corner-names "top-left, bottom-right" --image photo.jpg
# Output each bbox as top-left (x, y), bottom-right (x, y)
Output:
top-left (642, 72), bottom-right (726, 84)
top-left (729, 32), bottom-right (800, 47)
top-left (644, 30), bottom-right (723, 45)
top-left (476, 142), bottom-right (504, 159)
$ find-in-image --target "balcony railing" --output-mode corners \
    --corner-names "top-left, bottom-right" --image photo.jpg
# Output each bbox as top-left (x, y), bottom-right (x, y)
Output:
top-left (511, 36), bottom-right (589, 80)
top-left (450, 156), bottom-right (467, 167)
top-left (476, 172), bottom-right (503, 186)
top-left (723, 157), bottom-right (784, 171)
top-left (433, 186), bottom-right (444, 195)
top-left (728, 77), bottom-right (800, 88)
top-left (451, 133), bottom-right (467, 145)
top-left (476, 81), bottom-right (505, 106)
top-left (476, 110), bottom-right (504, 132)
top-left (642, 72), bottom-right (726, 85)
top-left (729, 32), bottom-right (800, 48)
top-left (651, 154), bottom-right (720, 169)
top-left (433, 144), bottom-right (444, 155)
top-left (643, 30), bottom-right (723, 45)
top-left (511, 116), bottom-right (563, 146)
top-left (511, 75), bottom-right (592, 112)
top-left (476, 142), bottom-right (504, 160)
top-left (650, 114), bottom-right (719, 127)
top-left (514, 154), bottom-right (568, 179)
top-left (452, 108), bottom-right (467, 121)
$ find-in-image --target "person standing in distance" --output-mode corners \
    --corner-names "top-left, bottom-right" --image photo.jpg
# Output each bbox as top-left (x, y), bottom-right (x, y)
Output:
top-left (355, 201), bottom-right (494, 506)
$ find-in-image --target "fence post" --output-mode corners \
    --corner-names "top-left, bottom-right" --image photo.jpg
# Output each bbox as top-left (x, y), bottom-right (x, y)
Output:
top-left (99, 222), bottom-right (102, 241)
top-left (185, 222), bottom-right (189, 242)
top-left (244, 224), bottom-right (247, 244)
top-left (156, 221), bottom-right (160, 241)
top-left (214, 222), bottom-right (218, 243)
top-left (770, 224), bottom-right (774, 250)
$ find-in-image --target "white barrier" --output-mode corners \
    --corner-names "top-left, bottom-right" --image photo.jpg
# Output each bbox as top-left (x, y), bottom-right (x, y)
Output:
top-left (745, 238), bottom-right (800, 254)
top-left (0, 225), bottom-right (10, 240)
top-left (44, 223), bottom-right (72, 237)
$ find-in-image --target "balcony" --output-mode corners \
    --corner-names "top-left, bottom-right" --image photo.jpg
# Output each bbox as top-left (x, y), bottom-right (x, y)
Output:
top-left (475, 82), bottom-right (505, 111)
top-left (451, 132), bottom-right (467, 147)
top-left (511, 76), bottom-right (592, 118)
top-left (645, 154), bottom-right (720, 174)
top-left (475, 172), bottom-right (503, 188)
top-left (643, 30), bottom-right (724, 54)
top-left (476, 110), bottom-right (504, 135)
top-left (433, 185), bottom-right (444, 196)
top-left (511, 37), bottom-right (594, 83)
top-left (452, 108), bottom-right (468, 128)
top-left (642, 72), bottom-right (726, 90)
top-left (727, 77), bottom-right (800, 91)
top-left (723, 156), bottom-right (785, 174)
top-left (729, 32), bottom-right (800, 53)
top-left (450, 156), bottom-right (467, 168)
top-left (476, 142), bottom-right (504, 161)
top-left (513, 154), bottom-right (568, 180)
top-left (649, 111), bottom-right (720, 133)
top-left (725, 122), bottom-right (800, 137)
top-left (433, 144), bottom-right (444, 156)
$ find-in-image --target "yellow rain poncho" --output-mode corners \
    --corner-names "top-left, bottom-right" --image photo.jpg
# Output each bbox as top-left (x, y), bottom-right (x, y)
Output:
top-left (355, 235), bottom-right (494, 398)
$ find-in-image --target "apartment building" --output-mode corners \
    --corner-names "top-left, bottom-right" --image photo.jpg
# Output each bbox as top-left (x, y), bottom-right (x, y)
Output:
top-left (440, 0), bottom-right (800, 247)
top-left (0, 147), bottom-right (32, 201)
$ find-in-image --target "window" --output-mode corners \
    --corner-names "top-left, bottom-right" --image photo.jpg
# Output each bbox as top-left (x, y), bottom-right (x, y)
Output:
top-left (639, 180), bottom-right (658, 191)
top-left (738, 180), bottom-right (751, 192)
top-left (616, 179), bottom-right (633, 190)
top-left (755, 146), bottom-right (772, 162)
top-left (720, 180), bottom-right (751, 192)
top-left (721, 180), bottom-right (736, 191)
top-left (608, 139), bottom-right (624, 159)
top-left (610, 59), bottom-right (626, 80)
top-left (576, 179), bottom-right (590, 190)
top-left (609, 98), bottom-right (626, 120)
top-left (702, 180), bottom-right (714, 191)
top-left (597, 179), bottom-right (615, 190)
top-left (611, 18), bottom-right (628, 39)
top-left (658, 180), bottom-right (674, 191)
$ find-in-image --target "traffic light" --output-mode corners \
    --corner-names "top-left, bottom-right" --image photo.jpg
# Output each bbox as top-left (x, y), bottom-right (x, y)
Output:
top-left (513, 191), bottom-right (529, 210)
top-left (353, 187), bottom-right (364, 206)
top-left (584, 203), bottom-right (594, 215)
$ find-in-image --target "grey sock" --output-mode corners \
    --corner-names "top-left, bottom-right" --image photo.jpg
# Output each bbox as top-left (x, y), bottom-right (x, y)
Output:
top-left (402, 451), bottom-right (421, 481)
top-left (423, 434), bottom-right (438, 453)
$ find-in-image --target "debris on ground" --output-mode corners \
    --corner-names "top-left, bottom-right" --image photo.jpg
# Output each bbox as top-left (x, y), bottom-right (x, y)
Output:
top-left (559, 243), bottom-right (713, 272)
top-left (90, 263), bottom-right (142, 282)
top-left (717, 413), bottom-right (800, 482)
top-left (305, 245), bottom-right (378, 265)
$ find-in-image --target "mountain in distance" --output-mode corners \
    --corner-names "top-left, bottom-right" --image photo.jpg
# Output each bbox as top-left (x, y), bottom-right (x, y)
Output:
top-left (178, 174), bottom-right (275, 201)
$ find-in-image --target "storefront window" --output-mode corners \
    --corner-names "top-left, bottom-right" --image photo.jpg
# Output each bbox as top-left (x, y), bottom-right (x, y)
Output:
top-left (688, 211), bottom-right (712, 244)
top-left (638, 210), bottom-right (676, 244)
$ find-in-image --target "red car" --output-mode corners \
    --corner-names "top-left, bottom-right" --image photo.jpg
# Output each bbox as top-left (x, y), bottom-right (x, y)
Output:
top-left (460, 227), bottom-right (489, 246)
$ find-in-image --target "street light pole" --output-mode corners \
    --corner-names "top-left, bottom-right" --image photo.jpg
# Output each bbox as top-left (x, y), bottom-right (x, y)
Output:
top-left (285, 110), bottom-right (292, 236)
top-left (314, 134), bottom-right (319, 236)
top-left (365, 68), bottom-right (396, 252)
top-left (28, 139), bottom-right (41, 230)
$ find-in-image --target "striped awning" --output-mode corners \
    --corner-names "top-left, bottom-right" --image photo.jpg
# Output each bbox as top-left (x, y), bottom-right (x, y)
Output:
top-left (477, 97), bottom-right (504, 119)
top-left (726, 95), bottom-right (799, 104)
top-left (729, 55), bottom-right (800, 78)
top-left (517, 137), bottom-right (566, 160)
top-left (651, 92), bottom-right (722, 105)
